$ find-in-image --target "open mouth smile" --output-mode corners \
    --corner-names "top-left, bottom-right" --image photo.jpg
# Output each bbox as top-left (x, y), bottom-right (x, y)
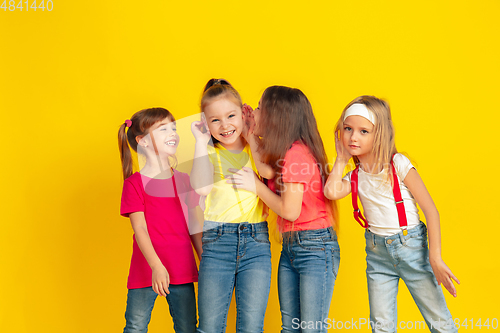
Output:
top-left (220, 130), bottom-right (235, 137)
top-left (165, 140), bottom-right (177, 146)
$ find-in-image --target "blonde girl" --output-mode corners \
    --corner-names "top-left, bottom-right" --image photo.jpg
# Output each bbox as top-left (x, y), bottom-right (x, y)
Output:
top-left (324, 96), bottom-right (459, 333)
top-left (190, 79), bottom-right (272, 333)
top-left (118, 107), bottom-right (202, 333)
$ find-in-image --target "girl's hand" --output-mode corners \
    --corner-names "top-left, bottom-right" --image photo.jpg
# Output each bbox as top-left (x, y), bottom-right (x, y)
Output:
top-left (191, 114), bottom-right (211, 144)
top-left (241, 103), bottom-right (255, 140)
top-left (226, 167), bottom-right (258, 194)
top-left (335, 132), bottom-right (351, 162)
top-left (430, 257), bottom-right (460, 297)
top-left (152, 265), bottom-right (170, 297)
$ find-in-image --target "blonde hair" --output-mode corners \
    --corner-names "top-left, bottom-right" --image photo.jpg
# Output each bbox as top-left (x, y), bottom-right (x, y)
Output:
top-left (335, 95), bottom-right (397, 182)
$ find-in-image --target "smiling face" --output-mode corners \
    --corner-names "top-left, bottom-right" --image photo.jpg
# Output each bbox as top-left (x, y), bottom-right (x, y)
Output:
top-left (203, 97), bottom-right (244, 151)
top-left (148, 117), bottom-right (179, 156)
top-left (342, 115), bottom-right (375, 160)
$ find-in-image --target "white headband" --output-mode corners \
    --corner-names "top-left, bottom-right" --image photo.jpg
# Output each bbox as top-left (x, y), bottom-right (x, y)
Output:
top-left (343, 103), bottom-right (376, 125)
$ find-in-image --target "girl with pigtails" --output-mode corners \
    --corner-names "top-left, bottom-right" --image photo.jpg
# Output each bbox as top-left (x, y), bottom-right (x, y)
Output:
top-left (118, 107), bottom-right (202, 333)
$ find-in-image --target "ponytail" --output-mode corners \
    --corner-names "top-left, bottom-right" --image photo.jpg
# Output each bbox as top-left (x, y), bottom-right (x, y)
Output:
top-left (118, 123), bottom-right (134, 180)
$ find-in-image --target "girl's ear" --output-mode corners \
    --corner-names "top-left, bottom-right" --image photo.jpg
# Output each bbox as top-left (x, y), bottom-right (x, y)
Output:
top-left (136, 135), bottom-right (148, 148)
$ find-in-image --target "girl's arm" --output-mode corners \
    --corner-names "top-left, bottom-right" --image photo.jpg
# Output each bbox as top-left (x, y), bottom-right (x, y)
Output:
top-left (246, 134), bottom-right (275, 180)
top-left (190, 119), bottom-right (214, 196)
top-left (241, 104), bottom-right (275, 179)
top-left (403, 168), bottom-right (460, 297)
top-left (129, 212), bottom-right (170, 296)
top-left (324, 136), bottom-right (352, 200)
top-left (227, 167), bottom-right (303, 221)
top-left (188, 207), bottom-right (203, 260)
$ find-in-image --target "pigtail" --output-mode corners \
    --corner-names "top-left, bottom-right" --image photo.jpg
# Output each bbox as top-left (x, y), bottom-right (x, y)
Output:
top-left (118, 123), bottom-right (134, 180)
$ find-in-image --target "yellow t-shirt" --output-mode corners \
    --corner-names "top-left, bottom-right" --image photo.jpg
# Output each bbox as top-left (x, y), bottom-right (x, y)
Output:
top-left (204, 143), bottom-right (265, 223)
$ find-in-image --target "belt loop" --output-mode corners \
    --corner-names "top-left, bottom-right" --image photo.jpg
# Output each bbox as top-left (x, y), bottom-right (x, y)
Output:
top-left (398, 232), bottom-right (406, 245)
top-left (252, 223), bottom-right (256, 237)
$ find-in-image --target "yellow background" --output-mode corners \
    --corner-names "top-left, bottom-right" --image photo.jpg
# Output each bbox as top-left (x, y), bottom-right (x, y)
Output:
top-left (1, 0), bottom-right (499, 331)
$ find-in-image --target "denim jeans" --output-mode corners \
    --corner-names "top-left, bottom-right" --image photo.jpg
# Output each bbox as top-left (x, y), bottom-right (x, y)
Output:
top-left (123, 284), bottom-right (197, 333)
top-left (197, 221), bottom-right (272, 333)
top-left (278, 227), bottom-right (340, 333)
top-left (365, 222), bottom-right (457, 333)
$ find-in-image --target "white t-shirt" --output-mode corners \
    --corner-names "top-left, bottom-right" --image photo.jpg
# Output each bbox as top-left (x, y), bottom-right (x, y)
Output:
top-left (343, 153), bottom-right (420, 236)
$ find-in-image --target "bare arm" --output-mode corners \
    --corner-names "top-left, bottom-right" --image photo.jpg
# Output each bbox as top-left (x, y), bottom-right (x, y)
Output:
top-left (241, 104), bottom-right (275, 179)
top-left (190, 120), bottom-right (214, 196)
top-left (247, 134), bottom-right (275, 179)
top-left (256, 180), bottom-right (304, 221)
top-left (324, 136), bottom-right (352, 200)
top-left (404, 168), bottom-right (460, 297)
top-left (129, 212), bottom-right (170, 296)
top-left (188, 207), bottom-right (203, 260)
top-left (227, 167), bottom-right (303, 221)
top-left (324, 157), bottom-right (351, 200)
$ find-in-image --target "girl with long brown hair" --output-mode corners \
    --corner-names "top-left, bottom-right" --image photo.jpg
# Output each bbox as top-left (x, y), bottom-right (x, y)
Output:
top-left (229, 86), bottom-right (340, 333)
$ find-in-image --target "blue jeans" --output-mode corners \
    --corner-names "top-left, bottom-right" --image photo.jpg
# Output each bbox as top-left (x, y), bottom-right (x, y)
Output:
top-left (365, 223), bottom-right (457, 333)
top-left (123, 284), bottom-right (197, 333)
top-left (278, 227), bottom-right (340, 333)
top-left (197, 221), bottom-right (272, 333)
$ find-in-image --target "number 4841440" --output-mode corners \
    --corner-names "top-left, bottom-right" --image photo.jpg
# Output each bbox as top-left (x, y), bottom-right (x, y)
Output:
top-left (1, 0), bottom-right (54, 11)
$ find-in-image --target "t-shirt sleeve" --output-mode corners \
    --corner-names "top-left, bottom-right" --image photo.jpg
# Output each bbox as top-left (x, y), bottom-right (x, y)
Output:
top-left (393, 153), bottom-right (415, 181)
top-left (281, 145), bottom-right (314, 184)
top-left (342, 171), bottom-right (352, 182)
top-left (120, 177), bottom-right (145, 217)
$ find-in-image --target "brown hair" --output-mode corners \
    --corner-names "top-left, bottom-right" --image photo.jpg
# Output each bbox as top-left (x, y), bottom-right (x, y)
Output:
top-left (335, 95), bottom-right (397, 182)
top-left (200, 78), bottom-right (243, 145)
top-left (118, 107), bottom-right (175, 180)
top-left (258, 85), bottom-right (338, 229)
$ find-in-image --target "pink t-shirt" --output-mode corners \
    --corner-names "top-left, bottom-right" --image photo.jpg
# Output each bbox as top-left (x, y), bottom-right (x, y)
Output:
top-left (120, 170), bottom-right (199, 289)
top-left (268, 142), bottom-right (331, 232)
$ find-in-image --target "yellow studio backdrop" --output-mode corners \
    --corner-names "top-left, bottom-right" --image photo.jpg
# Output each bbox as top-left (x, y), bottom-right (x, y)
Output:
top-left (1, 0), bottom-right (499, 332)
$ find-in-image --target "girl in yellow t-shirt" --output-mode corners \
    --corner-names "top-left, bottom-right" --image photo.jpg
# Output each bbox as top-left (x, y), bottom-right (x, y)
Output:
top-left (190, 79), bottom-right (273, 333)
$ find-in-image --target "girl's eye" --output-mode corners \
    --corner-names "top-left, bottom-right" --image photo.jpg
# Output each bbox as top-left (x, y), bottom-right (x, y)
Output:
top-left (211, 119), bottom-right (219, 123)
top-left (228, 114), bottom-right (235, 118)
top-left (172, 127), bottom-right (177, 132)
top-left (361, 130), bottom-right (369, 134)
top-left (344, 126), bottom-right (352, 131)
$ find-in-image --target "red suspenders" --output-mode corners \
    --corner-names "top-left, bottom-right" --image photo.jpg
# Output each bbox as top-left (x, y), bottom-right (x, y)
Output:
top-left (350, 158), bottom-right (408, 235)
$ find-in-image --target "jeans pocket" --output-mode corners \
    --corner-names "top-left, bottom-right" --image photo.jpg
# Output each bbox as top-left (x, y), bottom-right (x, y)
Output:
top-left (251, 231), bottom-right (270, 244)
top-left (404, 235), bottom-right (427, 250)
top-left (201, 229), bottom-right (221, 245)
top-left (297, 237), bottom-right (325, 251)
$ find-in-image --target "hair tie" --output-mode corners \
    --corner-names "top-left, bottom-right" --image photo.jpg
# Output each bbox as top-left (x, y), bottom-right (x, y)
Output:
top-left (125, 119), bottom-right (132, 128)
